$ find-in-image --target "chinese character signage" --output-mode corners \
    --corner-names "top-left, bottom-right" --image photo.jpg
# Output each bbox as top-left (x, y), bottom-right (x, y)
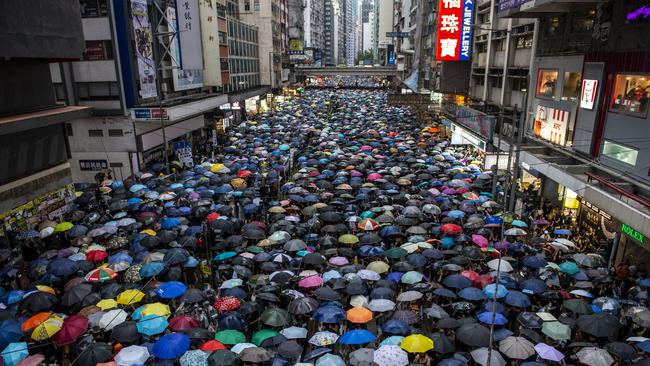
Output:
top-left (167, 6), bottom-right (204, 91)
top-left (436, 0), bottom-right (474, 61)
top-left (176, 0), bottom-right (204, 70)
top-left (533, 105), bottom-right (569, 146)
top-left (580, 79), bottom-right (598, 110)
top-left (174, 141), bottom-right (193, 167)
top-left (79, 160), bottom-right (109, 171)
top-left (130, 0), bottom-right (158, 99)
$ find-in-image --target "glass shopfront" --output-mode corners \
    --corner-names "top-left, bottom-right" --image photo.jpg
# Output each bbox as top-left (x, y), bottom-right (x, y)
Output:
top-left (610, 73), bottom-right (650, 117)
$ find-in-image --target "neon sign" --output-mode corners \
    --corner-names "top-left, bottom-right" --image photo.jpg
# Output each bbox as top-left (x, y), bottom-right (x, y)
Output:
top-left (627, 5), bottom-right (650, 21)
top-left (436, 0), bottom-right (474, 61)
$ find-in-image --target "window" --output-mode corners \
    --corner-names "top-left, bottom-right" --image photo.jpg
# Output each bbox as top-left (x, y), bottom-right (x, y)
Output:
top-left (65, 123), bottom-right (74, 137)
top-left (80, 0), bottom-right (108, 18)
top-left (610, 74), bottom-right (650, 117)
top-left (571, 9), bottom-right (595, 32)
top-left (219, 32), bottom-right (228, 45)
top-left (108, 129), bottom-right (123, 137)
top-left (244, 1), bottom-right (250, 11)
top-left (88, 129), bottom-right (104, 137)
top-left (602, 140), bottom-right (638, 166)
top-left (545, 16), bottom-right (561, 36)
top-left (515, 35), bottom-right (533, 49)
top-left (536, 69), bottom-right (558, 98)
top-left (77, 82), bottom-right (120, 100)
top-left (490, 77), bottom-right (502, 88)
top-left (562, 71), bottom-right (582, 102)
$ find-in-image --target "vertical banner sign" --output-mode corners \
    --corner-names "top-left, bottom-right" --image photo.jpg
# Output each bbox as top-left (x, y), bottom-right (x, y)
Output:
top-left (130, 0), bottom-right (158, 99)
top-left (580, 79), bottom-right (598, 110)
top-left (436, 0), bottom-right (474, 61)
top-left (533, 106), bottom-right (570, 146)
top-left (176, 0), bottom-right (204, 70)
top-left (174, 141), bottom-right (193, 167)
top-left (167, 6), bottom-right (204, 91)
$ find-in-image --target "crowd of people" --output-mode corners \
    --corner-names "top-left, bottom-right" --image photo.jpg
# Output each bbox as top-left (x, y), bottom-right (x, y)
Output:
top-left (306, 76), bottom-right (387, 88)
top-left (0, 86), bottom-right (649, 366)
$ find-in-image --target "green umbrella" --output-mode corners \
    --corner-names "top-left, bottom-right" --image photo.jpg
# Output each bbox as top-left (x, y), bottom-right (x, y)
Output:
top-left (338, 234), bottom-right (359, 245)
top-left (401, 271), bottom-right (424, 284)
top-left (385, 247), bottom-right (408, 259)
top-left (261, 308), bottom-right (290, 327)
top-left (360, 211), bottom-right (375, 219)
top-left (252, 329), bottom-right (279, 346)
top-left (563, 299), bottom-right (593, 314)
top-left (246, 245), bottom-right (264, 254)
top-left (541, 321), bottom-right (571, 340)
top-left (215, 330), bottom-right (246, 345)
top-left (55, 222), bottom-right (74, 233)
top-left (214, 251), bottom-right (237, 261)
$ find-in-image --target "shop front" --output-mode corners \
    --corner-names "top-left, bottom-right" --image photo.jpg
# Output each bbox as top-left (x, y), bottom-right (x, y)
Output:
top-left (442, 98), bottom-right (495, 153)
top-left (614, 221), bottom-right (650, 273)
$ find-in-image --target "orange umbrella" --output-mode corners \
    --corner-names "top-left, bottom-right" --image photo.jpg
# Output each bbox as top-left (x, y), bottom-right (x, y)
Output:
top-left (21, 312), bottom-right (52, 332)
top-left (346, 307), bottom-right (373, 323)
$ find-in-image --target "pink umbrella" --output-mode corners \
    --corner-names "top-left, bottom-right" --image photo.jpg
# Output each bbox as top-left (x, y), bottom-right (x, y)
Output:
top-left (367, 173), bottom-right (383, 181)
top-left (298, 275), bottom-right (324, 288)
top-left (350, 170), bottom-right (363, 177)
top-left (328, 256), bottom-right (349, 266)
top-left (472, 235), bottom-right (488, 248)
top-left (360, 145), bottom-right (372, 151)
top-left (442, 188), bottom-right (456, 195)
top-left (285, 215), bottom-right (301, 222)
top-left (17, 355), bottom-right (46, 366)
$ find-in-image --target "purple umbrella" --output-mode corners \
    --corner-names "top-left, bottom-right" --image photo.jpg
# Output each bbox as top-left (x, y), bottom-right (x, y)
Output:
top-left (534, 343), bottom-right (564, 362)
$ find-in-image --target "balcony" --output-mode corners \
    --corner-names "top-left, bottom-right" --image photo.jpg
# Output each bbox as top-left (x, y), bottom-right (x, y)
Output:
top-left (498, 0), bottom-right (599, 18)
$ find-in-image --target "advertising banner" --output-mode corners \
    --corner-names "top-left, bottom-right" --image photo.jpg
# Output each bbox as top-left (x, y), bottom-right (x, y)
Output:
top-left (174, 141), bottom-right (193, 167)
top-left (498, 0), bottom-right (531, 13)
top-left (83, 41), bottom-right (106, 61)
top-left (533, 105), bottom-right (569, 146)
top-left (131, 0), bottom-right (158, 99)
top-left (175, 0), bottom-right (204, 70)
top-left (442, 101), bottom-right (494, 140)
top-left (436, 0), bottom-right (474, 61)
top-left (580, 79), bottom-right (598, 110)
top-left (167, 6), bottom-right (204, 91)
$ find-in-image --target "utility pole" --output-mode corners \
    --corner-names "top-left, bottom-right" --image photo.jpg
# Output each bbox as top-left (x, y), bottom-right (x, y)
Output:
top-left (503, 107), bottom-right (515, 207)
top-left (491, 108), bottom-right (503, 197)
top-left (508, 92), bottom-right (527, 212)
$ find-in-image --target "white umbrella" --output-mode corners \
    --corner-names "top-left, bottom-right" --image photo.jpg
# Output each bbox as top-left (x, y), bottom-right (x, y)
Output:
top-left (487, 259), bottom-right (513, 272)
top-left (40, 227), bottom-right (55, 238)
top-left (357, 269), bottom-right (381, 281)
top-left (498, 336), bottom-right (535, 360)
top-left (576, 347), bottom-right (614, 366)
top-left (367, 299), bottom-right (396, 312)
top-left (350, 295), bottom-right (369, 308)
top-left (549, 241), bottom-right (571, 252)
top-left (504, 228), bottom-right (527, 236)
top-left (554, 238), bottom-right (576, 247)
top-left (231, 343), bottom-right (256, 354)
top-left (373, 345), bottom-right (409, 366)
top-left (115, 345), bottom-right (150, 366)
top-left (99, 309), bottom-right (128, 330)
top-left (397, 291), bottom-right (423, 302)
top-left (280, 326), bottom-right (308, 339)
top-left (309, 331), bottom-right (339, 346)
top-left (470, 348), bottom-right (506, 366)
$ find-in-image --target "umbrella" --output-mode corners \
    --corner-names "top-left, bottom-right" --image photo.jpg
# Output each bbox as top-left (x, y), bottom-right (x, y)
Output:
top-left (606, 342), bottom-right (637, 360)
top-left (347, 307), bottom-right (373, 323)
top-left (207, 350), bottom-right (240, 366)
top-left (261, 308), bottom-right (290, 327)
top-left (215, 330), bottom-right (246, 345)
top-left (470, 348), bottom-right (506, 366)
top-left (309, 331), bottom-right (339, 346)
top-left (2, 342), bottom-right (28, 366)
top-left (541, 321), bottom-right (571, 340)
top-left (315, 354), bottom-right (346, 366)
top-left (53, 315), bottom-right (88, 346)
top-left (499, 336), bottom-right (535, 359)
top-left (137, 314), bottom-right (169, 336)
top-left (400, 334), bottom-right (434, 353)
top-left (373, 345), bottom-right (409, 366)
top-left (534, 343), bottom-right (565, 362)
top-left (77, 343), bottom-right (113, 366)
top-left (115, 345), bottom-right (150, 366)
top-left (576, 347), bottom-right (614, 366)
top-left (577, 313), bottom-right (621, 337)
top-left (349, 348), bottom-right (374, 365)
top-left (152, 333), bottom-right (190, 360)
top-left (338, 329), bottom-right (376, 345)
top-left (457, 323), bottom-right (490, 347)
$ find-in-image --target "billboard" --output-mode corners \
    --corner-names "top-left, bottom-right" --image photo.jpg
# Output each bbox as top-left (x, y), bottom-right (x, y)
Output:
top-left (175, 0), bottom-right (204, 70)
top-left (167, 6), bottom-right (204, 91)
top-left (533, 105), bottom-right (570, 146)
top-left (198, 0), bottom-right (222, 86)
top-left (436, 0), bottom-right (474, 61)
top-left (442, 101), bottom-right (494, 140)
top-left (131, 0), bottom-right (158, 99)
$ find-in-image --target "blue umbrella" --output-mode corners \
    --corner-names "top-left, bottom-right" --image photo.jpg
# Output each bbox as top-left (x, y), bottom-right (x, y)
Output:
top-left (504, 290), bottom-right (532, 308)
top-left (442, 274), bottom-right (472, 289)
top-left (640, 278), bottom-right (650, 287)
top-left (478, 312), bottom-right (508, 325)
top-left (338, 329), bottom-right (376, 345)
top-left (438, 358), bottom-right (468, 366)
top-left (484, 216), bottom-right (503, 226)
top-left (521, 278), bottom-right (547, 294)
top-left (638, 340), bottom-right (650, 353)
top-left (493, 328), bottom-right (513, 341)
top-left (522, 256), bottom-right (548, 269)
top-left (313, 306), bottom-right (346, 323)
top-left (1, 342), bottom-right (28, 366)
top-left (380, 336), bottom-right (405, 346)
top-left (559, 261), bottom-right (580, 275)
top-left (358, 245), bottom-right (384, 257)
top-left (152, 333), bottom-right (190, 360)
top-left (482, 301), bottom-right (507, 314)
top-left (458, 287), bottom-right (487, 301)
top-left (441, 237), bottom-right (455, 249)
top-left (447, 210), bottom-right (465, 219)
top-left (137, 314), bottom-right (169, 336)
top-left (554, 229), bottom-right (572, 235)
top-left (217, 312), bottom-right (247, 330)
top-left (483, 284), bottom-right (509, 299)
top-left (511, 220), bottom-right (528, 228)
top-left (160, 217), bottom-right (181, 230)
top-left (67, 225), bottom-right (88, 238)
top-left (109, 252), bottom-right (133, 264)
top-left (140, 262), bottom-right (165, 278)
top-left (130, 184), bottom-right (147, 193)
top-left (46, 258), bottom-right (79, 277)
top-left (3, 290), bottom-right (24, 305)
top-left (16, 230), bottom-right (40, 240)
top-left (382, 319), bottom-right (410, 335)
top-left (156, 281), bottom-right (187, 299)
top-left (214, 251), bottom-right (237, 261)
top-left (0, 321), bottom-right (22, 351)
top-left (127, 197), bottom-right (143, 205)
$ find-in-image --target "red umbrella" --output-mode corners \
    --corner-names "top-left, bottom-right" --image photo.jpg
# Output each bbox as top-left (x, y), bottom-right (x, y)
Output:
top-left (206, 212), bottom-right (221, 223)
top-left (16, 355), bottom-right (45, 366)
top-left (85, 250), bottom-right (108, 262)
top-left (199, 340), bottom-right (226, 351)
top-left (477, 274), bottom-right (495, 288)
top-left (237, 170), bottom-right (253, 178)
top-left (460, 270), bottom-right (479, 282)
top-left (168, 315), bottom-right (199, 331)
top-left (53, 315), bottom-right (88, 346)
top-left (249, 221), bottom-right (267, 230)
top-left (214, 296), bottom-right (241, 312)
top-left (441, 223), bottom-right (462, 234)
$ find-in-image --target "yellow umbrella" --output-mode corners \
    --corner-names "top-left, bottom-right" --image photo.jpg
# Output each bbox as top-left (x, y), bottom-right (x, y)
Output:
top-left (96, 299), bottom-right (118, 311)
top-left (231, 178), bottom-right (247, 189)
top-left (401, 334), bottom-right (434, 353)
top-left (268, 206), bottom-right (286, 214)
top-left (312, 203), bottom-right (328, 209)
top-left (31, 315), bottom-right (64, 341)
top-left (338, 234), bottom-right (359, 245)
top-left (210, 163), bottom-right (225, 173)
top-left (140, 229), bottom-right (157, 236)
top-left (36, 285), bottom-right (56, 295)
top-left (366, 261), bottom-right (390, 274)
top-left (116, 289), bottom-right (144, 305)
top-left (141, 302), bottom-right (171, 318)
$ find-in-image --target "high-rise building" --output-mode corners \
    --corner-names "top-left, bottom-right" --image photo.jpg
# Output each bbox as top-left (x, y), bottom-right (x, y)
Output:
top-left (345, 0), bottom-right (356, 66)
top-left (0, 0), bottom-right (90, 215)
top-left (324, 0), bottom-right (345, 65)
top-left (375, 0), bottom-right (394, 65)
top-left (361, 0), bottom-right (374, 53)
top-left (303, 0), bottom-right (325, 51)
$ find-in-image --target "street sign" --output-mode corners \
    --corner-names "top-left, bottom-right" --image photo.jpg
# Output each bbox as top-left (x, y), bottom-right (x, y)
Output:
top-left (79, 160), bottom-right (108, 171)
top-left (386, 32), bottom-right (410, 38)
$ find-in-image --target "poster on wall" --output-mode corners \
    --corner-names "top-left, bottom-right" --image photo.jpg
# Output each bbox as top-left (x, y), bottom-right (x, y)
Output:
top-left (174, 141), bottom-right (193, 167)
top-left (175, 0), bottom-right (204, 70)
top-left (167, 7), bottom-right (204, 91)
top-left (533, 105), bottom-right (570, 146)
top-left (580, 79), bottom-right (598, 110)
top-left (436, 0), bottom-right (474, 61)
top-left (131, 0), bottom-right (158, 99)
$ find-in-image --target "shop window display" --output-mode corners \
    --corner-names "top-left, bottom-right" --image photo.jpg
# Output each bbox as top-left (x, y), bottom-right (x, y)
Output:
top-left (610, 74), bottom-right (650, 117)
top-left (602, 140), bottom-right (638, 166)
top-left (562, 71), bottom-right (582, 102)
top-left (536, 69), bottom-right (558, 98)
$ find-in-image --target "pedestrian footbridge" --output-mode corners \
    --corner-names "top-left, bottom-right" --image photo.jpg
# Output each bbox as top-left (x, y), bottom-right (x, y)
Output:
top-left (293, 66), bottom-right (400, 77)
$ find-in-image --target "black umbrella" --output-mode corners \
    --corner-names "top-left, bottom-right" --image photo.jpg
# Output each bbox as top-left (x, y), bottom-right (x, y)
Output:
top-left (314, 286), bottom-right (340, 301)
top-left (208, 350), bottom-right (241, 366)
top-left (218, 312), bottom-right (247, 331)
top-left (76, 342), bottom-right (112, 366)
top-left (517, 312), bottom-right (543, 329)
top-left (442, 274), bottom-right (472, 289)
top-left (456, 323), bottom-right (490, 347)
top-left (519, 328), bottom-right (543, 344)
top-left (277, 340), bottom-right (303, 359)
top-left (100, 283), bottom-right (123, 299)
top-left (183, 327), bottom-right (211, 339)
top-left (180, 288), bottom-right (205, 304)
top-left (111, 321), bottom-right (140, 344)
top-left (21, 292), bottom-right (57, 313)
top-left (302, 253), bottom-right (326, 266)
top-left (288, 297), bottom-right (319, 315)
top-left (437, 317), bottom-right (461, 329)
top-left (431, 332), bottom-right (456, 354)
top-left (61, 283), bottom-right (94, 307)
top-left (577, 313), bottom-right (621, 337)
top-left (606, 342), bottom-right (637, 360)
top-left (164, 248), bottom-right (190, 265)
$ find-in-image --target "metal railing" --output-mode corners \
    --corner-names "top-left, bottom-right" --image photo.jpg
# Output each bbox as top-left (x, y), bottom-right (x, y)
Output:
top-left (585, 171), bottom-right (650, 209)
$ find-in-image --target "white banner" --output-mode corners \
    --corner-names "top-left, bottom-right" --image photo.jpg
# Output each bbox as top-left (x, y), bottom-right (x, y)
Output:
top-left (580, 79), bottom-right (598, 110)
top-left (175, 0), bottom-right (204, 70)
top-left (167, 6), bottom-right (204, 91)
top-left (131, 0), bottom-right (158, 99)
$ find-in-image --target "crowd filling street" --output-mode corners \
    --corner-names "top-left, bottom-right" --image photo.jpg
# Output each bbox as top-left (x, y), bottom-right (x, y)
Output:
top-left (1, 82), bottom-right (650, 366)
